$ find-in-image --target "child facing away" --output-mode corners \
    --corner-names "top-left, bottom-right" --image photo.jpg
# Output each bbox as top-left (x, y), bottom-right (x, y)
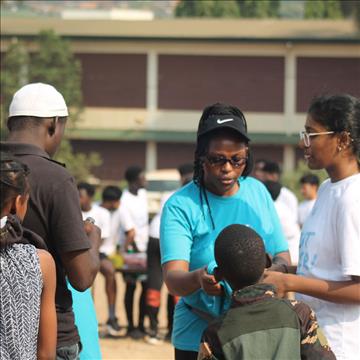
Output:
top-left (197, 224), bottom-right (335, 360)
top-left (0, 153), bottom-right (57, 360)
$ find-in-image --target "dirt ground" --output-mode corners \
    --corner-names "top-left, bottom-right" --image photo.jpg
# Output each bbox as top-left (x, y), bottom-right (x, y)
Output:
top-left (93, 274), bottom-right (174, 360)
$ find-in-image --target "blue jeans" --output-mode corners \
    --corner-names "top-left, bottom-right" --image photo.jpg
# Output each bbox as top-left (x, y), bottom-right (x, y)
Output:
top-left (56, 342), bottom-right (81, 360)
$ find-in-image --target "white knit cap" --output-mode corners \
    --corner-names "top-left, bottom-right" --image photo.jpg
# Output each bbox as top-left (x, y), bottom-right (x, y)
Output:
top-left (9, 83), bottom-right (69, 118)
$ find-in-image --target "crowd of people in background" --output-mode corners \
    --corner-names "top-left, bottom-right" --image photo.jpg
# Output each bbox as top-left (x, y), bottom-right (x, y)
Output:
top-left (0, 82), bottom-right (359, 360)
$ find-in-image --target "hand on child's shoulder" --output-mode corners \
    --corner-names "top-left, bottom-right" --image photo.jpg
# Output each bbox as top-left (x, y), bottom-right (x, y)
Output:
top-left (263, 270), bottom-right (288, 297)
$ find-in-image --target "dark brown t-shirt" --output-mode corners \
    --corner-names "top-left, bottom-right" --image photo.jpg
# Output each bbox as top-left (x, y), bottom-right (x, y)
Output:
top-left (1, 142), bottom-right (91, 348)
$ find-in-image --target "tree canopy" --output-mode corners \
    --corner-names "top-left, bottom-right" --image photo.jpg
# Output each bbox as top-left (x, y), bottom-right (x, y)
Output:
top-left (237, 0), bottom-right (280, 18)
top-left (304, 0), bottom-right (342, 19)
top-left (174, 0), bottom-right (359, 20)
top-left (175, 0), bottom-right (240, 18)
top-left (30, 30), bottom-right (83, 124)
top-left (0, 40), bottom-right (29, 139)
top-left (175, 0), bottom-right (280, 18)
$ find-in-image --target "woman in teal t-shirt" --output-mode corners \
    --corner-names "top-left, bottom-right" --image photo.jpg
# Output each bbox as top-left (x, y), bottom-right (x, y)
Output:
top-left (160, 103), bottom-right (290, 360)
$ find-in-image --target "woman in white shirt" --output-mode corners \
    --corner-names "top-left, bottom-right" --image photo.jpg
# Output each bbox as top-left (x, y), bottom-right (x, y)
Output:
top-left (264, 94), bottom-right (360, 360)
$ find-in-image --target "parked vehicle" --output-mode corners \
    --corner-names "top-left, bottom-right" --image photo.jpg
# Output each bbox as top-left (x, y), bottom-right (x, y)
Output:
top-left (146, 169), bottom-right (180, 217)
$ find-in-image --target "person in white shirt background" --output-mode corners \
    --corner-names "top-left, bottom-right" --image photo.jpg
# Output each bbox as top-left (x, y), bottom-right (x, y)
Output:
top-left (78, 183), bottom-right (119, 336)
top-left (98, 185), bottom-right (124, 336)
top-left (264, 94), bottom-right (360, 360)
top-left (256, 160), bottom-right (300, 264)
top-left (263, 180), bottom-right (301, 265)
top-left (119, 166), bottom-right (149, 340)
top-left (261, 161), bottom-right (299, 221)
top-left (298, 174), bottom-right (319, 228)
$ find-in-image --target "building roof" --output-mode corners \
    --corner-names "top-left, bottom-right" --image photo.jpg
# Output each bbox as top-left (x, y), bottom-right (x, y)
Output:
top-left (1, 18), bottom-right (359, 43)
top-left (66, 128), bottom-right (299, 145)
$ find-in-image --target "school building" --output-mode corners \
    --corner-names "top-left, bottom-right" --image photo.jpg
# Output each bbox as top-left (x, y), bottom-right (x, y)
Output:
top-left (1, 18), bottom-right (360, 180)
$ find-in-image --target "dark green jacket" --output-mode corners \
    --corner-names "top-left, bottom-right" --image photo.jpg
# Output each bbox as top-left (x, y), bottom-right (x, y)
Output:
top-left (198, 284), bottom-right (336, 360)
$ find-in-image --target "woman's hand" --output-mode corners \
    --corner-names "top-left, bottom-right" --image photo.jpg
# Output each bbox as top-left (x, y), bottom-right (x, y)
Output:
top-left (163, 261), bottom-right (223, 297)
top-left (198, 267), bottom-right (223, 296)
top-left (264, 271), bottom-right (360, 304)
top-left (263, 270), bottom-right (289, 298)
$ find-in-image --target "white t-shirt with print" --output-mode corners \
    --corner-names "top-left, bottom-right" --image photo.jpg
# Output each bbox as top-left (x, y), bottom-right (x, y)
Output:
top-left (82, 204), bottom-right (111, 254)
top-left (119, 189), bottom-right (149, 252)
top-left (298, 199), bottom-right (316, 228)
top-left (296, 174), bottom-right (360, 360)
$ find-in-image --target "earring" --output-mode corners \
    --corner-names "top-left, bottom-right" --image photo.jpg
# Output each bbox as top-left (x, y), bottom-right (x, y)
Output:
top-left (337, 146), bottom-right (342, 152)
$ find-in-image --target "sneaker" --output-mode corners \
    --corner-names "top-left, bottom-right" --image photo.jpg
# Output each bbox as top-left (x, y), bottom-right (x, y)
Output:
top-left (106, 318), bottom-right (121, 336)
top-left (144, 334), bottom-right (164, 345)
top-left (127, 328), bottom-right (145, 340)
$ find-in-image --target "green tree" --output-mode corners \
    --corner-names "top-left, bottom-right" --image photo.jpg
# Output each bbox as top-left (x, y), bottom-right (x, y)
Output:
top-left (28, 30), bottom-right (101, 180)
top-left (0, 39), bottom-right (29, 139)
top-left (304, 0), bottom-right (343, 19)
top-left (1, 30), bottom-right (102, 181)
top-left (324, 0), bottom-right (343, 18)
top-left (175, 0), bottom-right (240, 18)
top-left (237, 0), bottom-right (280, 18)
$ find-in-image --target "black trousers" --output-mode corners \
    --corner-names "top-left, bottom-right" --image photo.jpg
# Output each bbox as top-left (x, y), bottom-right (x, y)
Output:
top-left (124, 274), bottom-right (147, 330)
top-left (174, 348), bottom-right (198, 360)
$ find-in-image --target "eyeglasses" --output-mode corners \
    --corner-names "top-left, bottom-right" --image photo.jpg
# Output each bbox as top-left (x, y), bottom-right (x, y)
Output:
top-left (205, 155), bottom-right (247, 168)
top-left (299, 130), bottom-right (335, 147)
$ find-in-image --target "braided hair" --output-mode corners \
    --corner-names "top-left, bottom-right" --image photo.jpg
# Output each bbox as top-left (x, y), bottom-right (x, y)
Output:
top-left (1, 152), bottom-right (30, 212)
top-left (193, 103), bottom-right (253, 229)
top-left (1, 153), bottom-right (48, 251)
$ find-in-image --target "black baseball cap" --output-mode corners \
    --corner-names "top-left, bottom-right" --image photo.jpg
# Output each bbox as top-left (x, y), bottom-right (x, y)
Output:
top-left (197, 114), bottom-right (250, 141)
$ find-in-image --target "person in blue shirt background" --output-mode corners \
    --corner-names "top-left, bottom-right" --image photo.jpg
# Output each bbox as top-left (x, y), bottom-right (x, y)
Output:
top-left (160, 103), bottom-right (290, 360)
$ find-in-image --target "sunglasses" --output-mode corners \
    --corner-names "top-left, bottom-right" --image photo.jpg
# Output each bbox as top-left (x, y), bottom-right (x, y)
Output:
top-left (205, 155), bottom-right (247, 168)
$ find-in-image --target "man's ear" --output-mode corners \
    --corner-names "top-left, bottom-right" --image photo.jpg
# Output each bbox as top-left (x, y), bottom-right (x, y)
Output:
top-left (213, 267), bottom-right (224, 282)
top-left (46, 117), bottom-right (58, 136)
top-left (48, 119), bottom-right (56, 136)
top-left (265, 253), bottom-right (272, 269)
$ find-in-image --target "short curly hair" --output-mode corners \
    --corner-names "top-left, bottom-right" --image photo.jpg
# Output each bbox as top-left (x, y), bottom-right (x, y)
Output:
top-left (215, 224), bottom-right (266, 289)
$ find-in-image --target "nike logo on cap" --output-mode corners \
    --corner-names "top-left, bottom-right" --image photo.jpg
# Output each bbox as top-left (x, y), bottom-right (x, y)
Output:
top-left (217, 118), bottom-right (234, 124)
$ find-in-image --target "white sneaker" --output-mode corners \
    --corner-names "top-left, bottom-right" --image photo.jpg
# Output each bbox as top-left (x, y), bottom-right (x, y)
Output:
top-left (144, 335), bottom-right (164, 345)
top-left (106, 318), bottom-right (122, 336)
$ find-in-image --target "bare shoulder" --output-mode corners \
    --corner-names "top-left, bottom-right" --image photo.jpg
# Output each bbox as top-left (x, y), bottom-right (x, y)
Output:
top-left (36, 249), bottom-right (56, 273)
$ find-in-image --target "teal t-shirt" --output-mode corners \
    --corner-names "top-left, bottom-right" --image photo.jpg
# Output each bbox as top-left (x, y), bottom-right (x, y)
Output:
top-left (160, 177), bottom-right (288, 352)
top-left (68, 283), bottom-right (102, 360)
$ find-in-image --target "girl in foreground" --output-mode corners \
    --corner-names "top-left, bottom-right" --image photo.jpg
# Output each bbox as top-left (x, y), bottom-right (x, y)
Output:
top-left (0, 153), bottom-right (57, 360)
top-left (264, 94), bottom-right (360, 360)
